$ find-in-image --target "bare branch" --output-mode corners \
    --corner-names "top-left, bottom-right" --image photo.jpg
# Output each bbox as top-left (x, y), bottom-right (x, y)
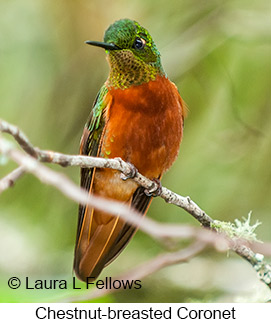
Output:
top-left (0, 119), bottom-right (212, 226)
top-left (0, 166), bottom-right (25, 194)
top-left (234, 244), bottom-right (271, 289)
top-left (0, 119), bottom-right (38, 157)
top-left (1, 119), bottom-right (271, 293)
top-left (0, 135), bottom-right (227, 248)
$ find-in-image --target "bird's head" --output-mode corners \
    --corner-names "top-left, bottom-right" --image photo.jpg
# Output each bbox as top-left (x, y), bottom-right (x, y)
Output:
top-left (86, 19), bottom-right (164, 88)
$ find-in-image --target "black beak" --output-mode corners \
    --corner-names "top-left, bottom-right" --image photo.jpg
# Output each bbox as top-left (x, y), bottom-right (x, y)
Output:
top-left (85, 41), bottom-right (120, 50)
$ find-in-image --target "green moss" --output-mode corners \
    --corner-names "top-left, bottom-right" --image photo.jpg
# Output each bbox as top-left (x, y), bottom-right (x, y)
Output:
top-left (211, 212), bottom-right (262, 242)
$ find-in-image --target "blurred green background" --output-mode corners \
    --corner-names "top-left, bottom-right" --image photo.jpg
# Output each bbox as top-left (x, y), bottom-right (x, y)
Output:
top-left (0, 0), bottom-right (270, 302)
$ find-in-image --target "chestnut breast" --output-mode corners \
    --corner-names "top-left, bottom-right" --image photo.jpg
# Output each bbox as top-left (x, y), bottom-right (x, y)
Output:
top-left (99, 75), bottom-right (184, 179)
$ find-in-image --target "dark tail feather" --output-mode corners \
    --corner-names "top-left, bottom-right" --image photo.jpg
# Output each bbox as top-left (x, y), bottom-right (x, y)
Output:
top-left (74, 187), bottom-right (152, 282)
top-left (103, 187), bottom-right (152, 267)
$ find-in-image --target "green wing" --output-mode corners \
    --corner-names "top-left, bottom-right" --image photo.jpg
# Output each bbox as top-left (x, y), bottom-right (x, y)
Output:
top-left (75, 85), bottom-right (108, 245)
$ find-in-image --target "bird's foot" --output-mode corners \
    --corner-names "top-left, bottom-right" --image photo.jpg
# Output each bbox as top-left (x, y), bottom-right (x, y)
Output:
top-left (121, 162), bottom-right (138, 180)
top-left (115, 158), bottom-right (138, 181)
top-left (144, 178), bottom-right (162, 197)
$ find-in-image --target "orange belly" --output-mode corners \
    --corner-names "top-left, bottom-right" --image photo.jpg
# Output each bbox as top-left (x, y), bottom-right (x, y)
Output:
top-left (93, 75), bottom-right (184, 206)
top-left (103, 75), bottom-right (184, 175)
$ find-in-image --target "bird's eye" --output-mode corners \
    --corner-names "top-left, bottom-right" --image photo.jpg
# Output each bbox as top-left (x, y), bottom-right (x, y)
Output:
top-left (133, 37), bottom-right (146, 50)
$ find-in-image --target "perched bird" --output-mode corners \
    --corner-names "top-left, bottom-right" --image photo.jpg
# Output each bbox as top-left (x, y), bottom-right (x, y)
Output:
top-left (74, 19), bottom-right (187, 282)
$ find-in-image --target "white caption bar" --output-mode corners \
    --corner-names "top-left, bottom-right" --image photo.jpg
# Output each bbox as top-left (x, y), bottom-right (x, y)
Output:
top-left (0, 303), bottom-right (269, 322)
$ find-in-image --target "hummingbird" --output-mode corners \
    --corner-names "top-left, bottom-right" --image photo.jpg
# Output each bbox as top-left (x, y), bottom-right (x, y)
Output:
top-left (74, 19), bottom-right (187, 282)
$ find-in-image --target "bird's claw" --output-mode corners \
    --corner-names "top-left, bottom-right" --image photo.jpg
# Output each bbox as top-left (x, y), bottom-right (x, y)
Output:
top-left (118, 160), bottom-right (138, 181)
top-left (144, 178), bottom-right (162, 197)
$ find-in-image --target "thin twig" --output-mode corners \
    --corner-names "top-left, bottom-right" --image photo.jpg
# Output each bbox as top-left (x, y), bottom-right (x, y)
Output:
top-left (0, 119), bottom-right (38, 157)
top-left (0, 166), bottom-right (25, 194)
